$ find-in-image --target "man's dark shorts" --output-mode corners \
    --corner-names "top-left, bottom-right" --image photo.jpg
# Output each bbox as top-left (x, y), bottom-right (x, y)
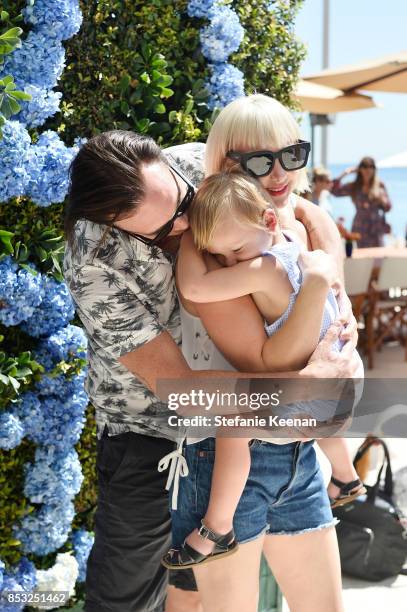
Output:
top-left (84, 426), bottom-right (197, 612)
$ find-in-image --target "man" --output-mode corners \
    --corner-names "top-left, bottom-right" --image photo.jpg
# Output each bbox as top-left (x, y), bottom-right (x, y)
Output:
top-left (64, 132), bottom-right (359, 612)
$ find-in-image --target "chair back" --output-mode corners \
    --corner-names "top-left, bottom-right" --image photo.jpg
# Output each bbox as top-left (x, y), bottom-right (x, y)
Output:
top-left (344, 258), bottom-right (374, 296)
top-left (376, 257), bottom-right (407, 292)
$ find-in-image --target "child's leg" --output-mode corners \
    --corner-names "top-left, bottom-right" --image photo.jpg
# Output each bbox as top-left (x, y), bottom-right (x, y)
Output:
top-left (317, 437), bottom-right (363, 500)
top-left (185, 436), bottom-right (251, 555)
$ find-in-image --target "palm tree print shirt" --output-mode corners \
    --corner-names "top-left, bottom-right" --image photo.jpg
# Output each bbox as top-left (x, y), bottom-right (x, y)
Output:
top-left (63, 222), bottom-right (181, 441)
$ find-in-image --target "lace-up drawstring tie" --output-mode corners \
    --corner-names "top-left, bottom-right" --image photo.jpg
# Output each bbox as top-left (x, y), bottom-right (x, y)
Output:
top-left (157, 439), bottom-right (189, 510)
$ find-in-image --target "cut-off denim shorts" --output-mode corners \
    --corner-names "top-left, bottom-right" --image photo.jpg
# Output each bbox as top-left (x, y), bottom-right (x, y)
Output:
top-left (170, 438), bottom-right (338, 546)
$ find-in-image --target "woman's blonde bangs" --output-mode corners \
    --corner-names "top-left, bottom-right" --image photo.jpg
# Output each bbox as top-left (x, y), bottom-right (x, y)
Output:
top-left (205, 94), bottom-right (309, 192)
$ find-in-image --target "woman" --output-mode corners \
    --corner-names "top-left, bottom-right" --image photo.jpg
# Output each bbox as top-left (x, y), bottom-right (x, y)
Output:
top-left (331, 156), bottom-right (392, 247)
top-left (169, 94), bottom-right (352, 612)
top-left (64, 127), bottom-right (358, 612)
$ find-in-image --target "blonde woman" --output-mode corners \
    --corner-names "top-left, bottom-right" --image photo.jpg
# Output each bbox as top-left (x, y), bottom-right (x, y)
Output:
top-left (332, 156), bottom-right (392, 247)
top-left (166, 94), bottom-right (358, 612)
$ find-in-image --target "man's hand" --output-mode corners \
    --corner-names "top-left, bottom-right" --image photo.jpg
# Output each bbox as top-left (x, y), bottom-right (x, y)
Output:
top-left (336, 284), bottom-right (358, 345)
top-left (300, 322), bottom-right (359, 378)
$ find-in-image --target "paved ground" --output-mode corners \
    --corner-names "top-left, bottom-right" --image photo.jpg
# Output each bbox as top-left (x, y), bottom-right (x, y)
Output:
top-left (283, 344), bottom-right (407, 612)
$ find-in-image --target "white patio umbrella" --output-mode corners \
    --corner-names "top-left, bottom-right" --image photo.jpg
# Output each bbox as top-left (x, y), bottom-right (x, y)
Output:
top-left (293, 79), bottom-right (378, 113)
top-left (303, 50), bottom-right (407, 93)
top-left (377, 151), bottom-right (407, 168)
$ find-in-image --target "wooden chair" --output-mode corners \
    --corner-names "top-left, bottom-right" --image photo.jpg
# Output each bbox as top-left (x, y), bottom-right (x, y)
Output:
top-left (365, 257), bottom-right (407, 369)
top-left (344, 258), bottom-right (375, 320)
top-left (344, 258), bottom-right (375, 358)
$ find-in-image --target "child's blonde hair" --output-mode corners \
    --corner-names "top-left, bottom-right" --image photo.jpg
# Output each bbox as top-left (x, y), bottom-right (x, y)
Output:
top-left (205, 94), bottom-right (309, 193)
top-left (189, 171), bottom-right (278, 250)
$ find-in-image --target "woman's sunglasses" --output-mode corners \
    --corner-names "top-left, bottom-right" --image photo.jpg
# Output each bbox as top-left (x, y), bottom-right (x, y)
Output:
top-left (226, 140), bottom-right (311, 178)
top-left (128, 164), bottom-right (196, 247)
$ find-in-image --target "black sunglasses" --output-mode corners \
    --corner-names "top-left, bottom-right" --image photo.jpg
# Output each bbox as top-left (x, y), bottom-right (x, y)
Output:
top-left (127, 164), bottom-right (196, 247)
top-left (360, 163), bottom-right (375, 169)
top-left (226, 140), bottom-right (311, 178)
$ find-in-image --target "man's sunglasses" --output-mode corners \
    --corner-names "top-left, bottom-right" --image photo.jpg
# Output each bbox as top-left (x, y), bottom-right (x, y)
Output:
top-left (360, 163), bottom-right (375, 169)
top-left (128, 164), bottom-right (196, 247)
top-left (226, 140), bottom-right (311, 178)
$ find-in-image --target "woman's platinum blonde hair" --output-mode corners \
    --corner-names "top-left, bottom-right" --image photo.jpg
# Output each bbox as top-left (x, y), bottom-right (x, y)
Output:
top-left (205, 94), bottom-right (309, 193)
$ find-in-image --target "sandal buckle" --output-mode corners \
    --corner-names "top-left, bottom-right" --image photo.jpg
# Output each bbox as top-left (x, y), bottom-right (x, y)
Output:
top-left (198, 524), bottom-right (211, 539)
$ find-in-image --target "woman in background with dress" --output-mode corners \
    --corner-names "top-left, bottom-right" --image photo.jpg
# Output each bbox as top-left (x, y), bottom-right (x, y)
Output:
top-left (331, 156), bottom-right (391, 248)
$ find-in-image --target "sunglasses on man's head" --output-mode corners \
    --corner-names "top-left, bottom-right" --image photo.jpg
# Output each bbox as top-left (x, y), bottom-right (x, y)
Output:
top-left (128, 164), bottom-right (196, 247)
top-left (226, 140), bottom-right (311, 178)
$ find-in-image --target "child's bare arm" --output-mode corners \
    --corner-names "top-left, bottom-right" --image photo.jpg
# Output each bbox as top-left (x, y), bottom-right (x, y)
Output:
top-left (177, 230), bottom-right (272, 302)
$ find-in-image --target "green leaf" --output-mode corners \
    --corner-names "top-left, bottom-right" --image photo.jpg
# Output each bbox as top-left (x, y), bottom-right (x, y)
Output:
top-left (184, 99), bottom-right (194, 115)
top-left (140, 72), bottom-right (151, 84)
top-left (160, 87), bottom-right (174, 98)
top-left (154, 102), bottom-right (166, 114)
top-left (10, 90), bottom-right (31, 101)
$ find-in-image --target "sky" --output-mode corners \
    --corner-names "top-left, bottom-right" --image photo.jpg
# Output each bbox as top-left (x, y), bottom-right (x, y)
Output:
top-left (294, 0), bottom-right (407, 165)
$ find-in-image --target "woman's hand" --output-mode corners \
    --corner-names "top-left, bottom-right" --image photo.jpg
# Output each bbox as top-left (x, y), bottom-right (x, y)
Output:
top-left (340, 166), bottom-right (357, 179)
top-left (298, 249), bottom-right (340, 293)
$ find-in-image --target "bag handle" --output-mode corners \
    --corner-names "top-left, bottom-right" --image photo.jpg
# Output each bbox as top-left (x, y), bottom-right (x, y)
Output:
top-left (353, 436), bottom-right (393, 500)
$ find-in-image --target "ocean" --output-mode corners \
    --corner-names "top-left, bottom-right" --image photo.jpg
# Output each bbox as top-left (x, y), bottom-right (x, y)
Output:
top-left (327, 164), bottom-right (407, 242)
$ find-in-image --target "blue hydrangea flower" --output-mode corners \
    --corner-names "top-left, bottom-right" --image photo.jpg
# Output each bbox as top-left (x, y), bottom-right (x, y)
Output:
top-left (0, 258), bottom-right (43, 327)
top-left (207, 62), bottom-right (245, 109)
top-left (71, 529), bottom-right (94, 582)
top-left (187, 0), bottom-right (217, 18)
top-left (17, 390), bottom-right (87, 450)
top-left (35, 368), bottom-right (87, 398)
top-left (2, 30), bottom-right (65, 91)
top-left (38, 325), bottom-right (88, 363)
top-left (9, 558), bottom-right (37, 593)
top-left (23, 447), bottom-right (83, 505)
top-left (26, 131), bottom-right (80, 206)
top-left (0, 558), bottom-right (4, 590)
top-left (21, 276), bottom-right (75, 337)
top-left (0, 121), bottom-right (31, 201)
top-left (24, 0), bottom-right (83, 41)
top-left (14, 501), bottom-right (75, 555)
top-left (200, 6), bottom-right (244, 63)
top-left (0, 412), bottom-right (25, 450)
top-left (0, 575), bottom-right (25, 611)
top-left (16, 85), bottom-right (62, 128)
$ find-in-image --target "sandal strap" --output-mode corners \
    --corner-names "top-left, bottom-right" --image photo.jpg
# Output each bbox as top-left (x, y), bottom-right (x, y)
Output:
top-left (198, 520), bottom-right (235, 548)
top-left (331, 476), bottom-right (363, 495)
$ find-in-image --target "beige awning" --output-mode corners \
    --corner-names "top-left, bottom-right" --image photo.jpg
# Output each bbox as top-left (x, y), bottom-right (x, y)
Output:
top-left (293, 79), bottom-right (378, 113)
top-left (303, 50), bottom-right (407, 93)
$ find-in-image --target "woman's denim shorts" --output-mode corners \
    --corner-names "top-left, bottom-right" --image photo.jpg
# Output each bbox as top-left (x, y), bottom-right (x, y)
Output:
top-left (171, 438), bottom-right (337, 546)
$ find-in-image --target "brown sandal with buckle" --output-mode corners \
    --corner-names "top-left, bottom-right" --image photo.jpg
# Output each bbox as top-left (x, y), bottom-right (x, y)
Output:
top-left (329, 476), bottom-right (367, 509)
top-left (161, 520), bottom-right (239, 570)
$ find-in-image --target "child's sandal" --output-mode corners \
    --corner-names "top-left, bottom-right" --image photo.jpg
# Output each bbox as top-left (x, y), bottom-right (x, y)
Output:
top-left (161, 520), bottom-right (239, 570)
top-left (329, 476), bottom-right (367, 509)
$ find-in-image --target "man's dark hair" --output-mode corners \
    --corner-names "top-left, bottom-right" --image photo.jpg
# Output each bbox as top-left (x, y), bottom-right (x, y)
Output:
top-left (65, 130), bottom-right (166, 243)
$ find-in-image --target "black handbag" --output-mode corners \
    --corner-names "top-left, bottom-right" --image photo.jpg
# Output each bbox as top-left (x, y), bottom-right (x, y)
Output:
top-left (333, 437), bottom-right (407, 581)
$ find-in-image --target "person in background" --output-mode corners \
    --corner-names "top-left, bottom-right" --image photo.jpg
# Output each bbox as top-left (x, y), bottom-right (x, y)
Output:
top-left (336, 216), bottom-right (361, 258)
top-left (331, 156), bottom-right (392, 248)
top-left (307, 166), bottom-right (333, 216)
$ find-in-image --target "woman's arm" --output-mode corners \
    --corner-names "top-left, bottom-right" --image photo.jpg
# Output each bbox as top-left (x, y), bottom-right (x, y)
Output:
top-left (178, 246), bottom-right (334, 372)
top-left (330, 167), bottom-right (355, 197)
top-left (294, 197), bottom-right (344, 281)
top-left (378, 182), bottom-right (392, 212)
